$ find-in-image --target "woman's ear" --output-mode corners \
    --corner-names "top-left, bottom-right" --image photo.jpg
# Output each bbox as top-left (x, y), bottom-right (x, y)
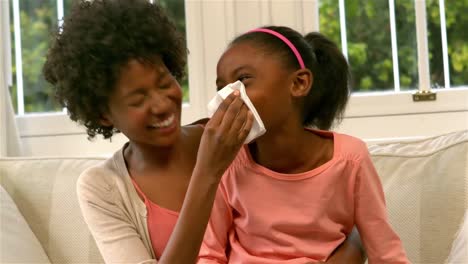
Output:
top-left (99, 113), bottom-right (114, 127)
top-left (291, 69), bottom-right (313, 98)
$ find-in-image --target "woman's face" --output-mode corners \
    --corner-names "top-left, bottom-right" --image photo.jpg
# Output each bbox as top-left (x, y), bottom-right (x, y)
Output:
top-left (102, 57), bottom-right (183, 147)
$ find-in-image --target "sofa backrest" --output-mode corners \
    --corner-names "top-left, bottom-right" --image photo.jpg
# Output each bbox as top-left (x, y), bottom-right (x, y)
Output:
top-left (0, 157), bottom-right (105, 264)
top-left (369, 130), bottom-right (468, 264)
top-left (0, 130), bottom-right (467, 264)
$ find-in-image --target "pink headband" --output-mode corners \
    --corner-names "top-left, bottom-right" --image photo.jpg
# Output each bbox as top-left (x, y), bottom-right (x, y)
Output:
top-left (248, 28), bottom-right (305, 69)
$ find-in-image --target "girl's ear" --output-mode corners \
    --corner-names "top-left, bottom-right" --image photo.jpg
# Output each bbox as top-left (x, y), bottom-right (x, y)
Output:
top-left (290, 69), bottom-right (313, 98)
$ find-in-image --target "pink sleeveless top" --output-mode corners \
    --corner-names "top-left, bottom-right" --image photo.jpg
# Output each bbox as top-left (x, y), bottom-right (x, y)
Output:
top-left (131, 178), bottom-right (179, 259)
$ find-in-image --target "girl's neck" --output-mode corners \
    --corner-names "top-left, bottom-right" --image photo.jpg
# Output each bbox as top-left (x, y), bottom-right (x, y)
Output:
top-left (249, 125), bottom-right (329, 174)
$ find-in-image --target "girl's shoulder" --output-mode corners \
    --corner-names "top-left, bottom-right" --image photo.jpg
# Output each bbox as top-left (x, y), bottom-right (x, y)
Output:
top-left (332, 131), bottom-right (370, 161)
top-left (187, 118), bottom-right (210, 127)
top-left (183, 118), bottom-right (207, 137)
top-left (306, 129), bottom-right (368, 157)
top-left (181, 119), bottom-right (206, 150)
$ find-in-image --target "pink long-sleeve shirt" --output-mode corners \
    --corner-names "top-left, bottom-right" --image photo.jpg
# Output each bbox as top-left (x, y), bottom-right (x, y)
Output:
top-left (198, 130), bottom-right (409, 264)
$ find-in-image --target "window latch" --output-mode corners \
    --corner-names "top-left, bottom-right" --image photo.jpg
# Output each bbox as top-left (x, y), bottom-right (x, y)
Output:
top-left (412, 90), bottom-right (437, 102)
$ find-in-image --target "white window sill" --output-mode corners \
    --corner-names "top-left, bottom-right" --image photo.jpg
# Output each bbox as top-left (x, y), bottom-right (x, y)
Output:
top-left (345, 87), bottom-right (468, 118)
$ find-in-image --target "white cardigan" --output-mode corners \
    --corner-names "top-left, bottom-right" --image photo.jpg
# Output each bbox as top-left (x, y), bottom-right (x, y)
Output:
top-left (77, 145), bottom-right (157, 264)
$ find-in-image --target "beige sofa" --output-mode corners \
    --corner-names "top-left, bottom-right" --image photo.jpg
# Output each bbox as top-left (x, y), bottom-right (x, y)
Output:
top-left (1, 130), bottom-right (467, 264)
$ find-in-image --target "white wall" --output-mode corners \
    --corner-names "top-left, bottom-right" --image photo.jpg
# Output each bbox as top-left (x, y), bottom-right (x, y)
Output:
top-left (13, 0), bottom-right (468, 157)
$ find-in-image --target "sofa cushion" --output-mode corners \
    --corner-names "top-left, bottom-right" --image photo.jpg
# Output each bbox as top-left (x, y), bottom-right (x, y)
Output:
top-left (369, 130), bottom-right (468, 264)
top-left (0, 157), bottom-right (105, 264)
top-left (0, 184), bottom-right (51, 263)
top-left (446, 210), bottom-right (468, 263)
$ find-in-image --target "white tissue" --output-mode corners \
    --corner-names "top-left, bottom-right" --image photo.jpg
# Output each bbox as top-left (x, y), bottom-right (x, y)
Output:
top-left (207, 81), bottom-right (266, 144)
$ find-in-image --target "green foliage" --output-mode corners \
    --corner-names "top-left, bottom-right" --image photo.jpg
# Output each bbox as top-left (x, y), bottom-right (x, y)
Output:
top-left (319, 0), bottom-right (467, 91)
top-left (9, 0), bottom-right (188, 114)
top-left (10, 0), bottom-right (61, 113)
top-left (429, 0), bottom-right (468, 86)
top-left (8, 0), bottom-right (468, 113)
top-left (159, 0), bottom-right (189, 101)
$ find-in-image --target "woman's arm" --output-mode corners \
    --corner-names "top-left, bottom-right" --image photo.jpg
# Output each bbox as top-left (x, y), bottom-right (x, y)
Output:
top-left (159, 91), bottom-right (253, 264)
top-left (159, 167), bottom-right (224, 264)
top-left (197, 181), bottom-right (234, 263)
top-left (325, 227), bottom-right (366, 264)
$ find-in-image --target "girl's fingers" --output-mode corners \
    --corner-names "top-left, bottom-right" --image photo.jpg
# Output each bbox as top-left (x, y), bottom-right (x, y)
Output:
top-left (217, 94), bottom-right (244, 133)
top-left (228, 104), bottom-right (249, 135)
top-left (206, 90), bottom-right (254, 145)
top-left (209, 91), bottom-right (240, 127)
top-left (238, 111), bottom-right (254, 142)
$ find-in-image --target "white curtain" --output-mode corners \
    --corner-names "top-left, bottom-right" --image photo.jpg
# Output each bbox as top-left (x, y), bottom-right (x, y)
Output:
top-left (0, 0), bottom-right (22, 157)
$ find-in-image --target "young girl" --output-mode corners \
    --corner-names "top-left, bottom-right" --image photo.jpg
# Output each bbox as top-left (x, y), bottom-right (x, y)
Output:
top-left (198, 26), bottom-right (409, 263)
top-left (43, 1), bottom-right (364, 263)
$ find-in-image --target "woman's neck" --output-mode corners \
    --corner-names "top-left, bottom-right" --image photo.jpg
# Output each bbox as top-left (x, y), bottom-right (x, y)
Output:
top-left (126, 141), bottom-right (182, 171)
top-left (125, 127), bottom-right (195, 172)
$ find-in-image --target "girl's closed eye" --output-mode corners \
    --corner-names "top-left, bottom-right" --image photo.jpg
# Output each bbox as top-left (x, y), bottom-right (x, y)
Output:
top-left (238, 74), bottom-right (252, 84)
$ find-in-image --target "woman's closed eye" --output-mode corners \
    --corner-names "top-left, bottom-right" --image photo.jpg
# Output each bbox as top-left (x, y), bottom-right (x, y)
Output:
top-left (158, 75), bottom-right (175, 89)
top-left (159, 80), bottom-right (173, 89)
top-left (128, 95), bottom-right (146, 107)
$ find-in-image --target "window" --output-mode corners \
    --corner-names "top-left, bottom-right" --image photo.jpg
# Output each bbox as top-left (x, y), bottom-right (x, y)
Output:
top-left (319, 0), bottom-right (468, 93)
top-left (154, 0), bottom-right (189, 101)
top-left (9, 0), bottom-right (61, 114)
top-left (8, 0), bottom-right (189, 115)
top-left (3, 0), bottom-right (467, 156)
top-left (10, 0), bottom-right (466, 116)
top-left (427, 0), bottom-right (468, 88)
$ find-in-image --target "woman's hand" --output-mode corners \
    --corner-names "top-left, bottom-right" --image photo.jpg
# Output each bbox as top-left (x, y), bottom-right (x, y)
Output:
top-left (160, 90), bottom-right (253, 264)
top-left (195, 90), bottom-right (254, 180)
top-left (323, 228), bottom-right (366, 264)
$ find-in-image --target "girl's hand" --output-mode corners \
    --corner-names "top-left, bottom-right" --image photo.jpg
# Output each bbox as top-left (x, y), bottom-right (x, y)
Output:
top-left (195, 90), bottom-right (254, 180)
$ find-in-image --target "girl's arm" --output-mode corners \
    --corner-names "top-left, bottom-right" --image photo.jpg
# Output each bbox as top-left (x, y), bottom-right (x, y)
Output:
top-left (354, 148), bottom-right (409, 264)
top-left (325, 227), bottom-right (366, 264)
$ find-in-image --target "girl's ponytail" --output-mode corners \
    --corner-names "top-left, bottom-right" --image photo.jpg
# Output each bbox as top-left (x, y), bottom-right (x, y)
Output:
top-left (302, 32), bottom-right (350, 130)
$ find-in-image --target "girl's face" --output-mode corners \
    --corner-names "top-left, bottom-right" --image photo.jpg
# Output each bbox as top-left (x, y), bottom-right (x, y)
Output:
top-left (216, 41), bottom-right (302, 132)
top-left (102, 57), bottom-right (183, 147)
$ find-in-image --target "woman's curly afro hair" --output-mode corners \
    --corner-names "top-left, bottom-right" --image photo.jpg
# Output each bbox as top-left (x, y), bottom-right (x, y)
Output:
top-left (43, 0), bottom-right (187, 139)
